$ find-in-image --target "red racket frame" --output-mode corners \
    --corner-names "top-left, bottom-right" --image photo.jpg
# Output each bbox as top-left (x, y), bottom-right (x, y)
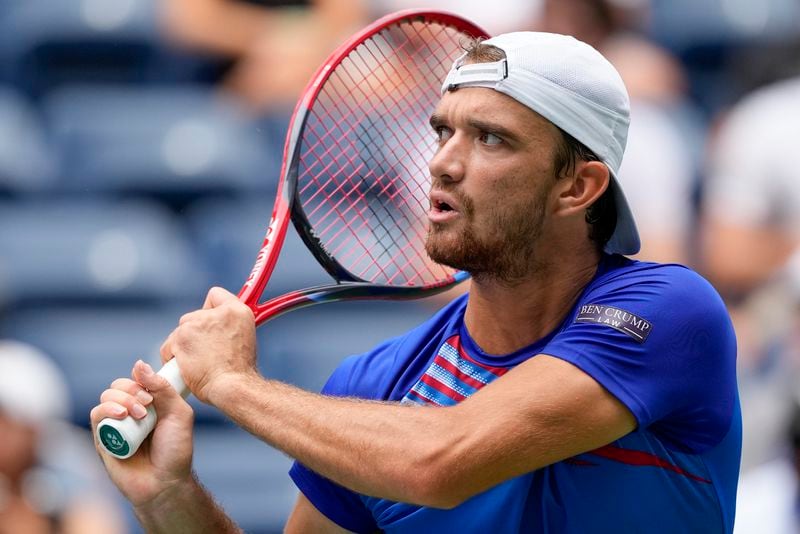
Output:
top-left (236, 10), bottom-right (488, 325)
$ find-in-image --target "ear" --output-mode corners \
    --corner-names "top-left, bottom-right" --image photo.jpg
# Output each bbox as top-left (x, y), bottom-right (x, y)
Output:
top-left (553, 161), bottom-right (610, 217)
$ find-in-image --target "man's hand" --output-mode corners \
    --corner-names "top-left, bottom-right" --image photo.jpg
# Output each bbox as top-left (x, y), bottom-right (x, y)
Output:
top-left (91, 360), bottom-right (244, 533)
top-left (90, 360), bottom-right (195, 509)
top-left (162, 287), bottom-right (259, 404)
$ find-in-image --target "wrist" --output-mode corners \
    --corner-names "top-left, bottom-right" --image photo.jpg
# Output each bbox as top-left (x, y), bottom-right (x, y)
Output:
top-left (205, 370), bottom-right (262, 411)
top-left (133, 473), bottom-right (199, 521)
top-left (134, 472), bottom-right (242, 534)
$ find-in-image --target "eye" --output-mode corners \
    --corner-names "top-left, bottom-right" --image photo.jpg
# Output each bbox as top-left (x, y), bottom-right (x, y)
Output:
top-left (434, 126), bottom-right (453, 144)
top-left (480, 132), bottom-right (503, 146)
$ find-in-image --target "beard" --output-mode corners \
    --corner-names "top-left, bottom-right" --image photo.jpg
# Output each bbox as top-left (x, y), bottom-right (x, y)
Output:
top-left (425, 185), bottom-right (550, 285)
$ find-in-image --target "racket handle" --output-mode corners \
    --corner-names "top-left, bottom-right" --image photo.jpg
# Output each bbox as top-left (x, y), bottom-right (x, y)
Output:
top-left (96, 359), bottom-right (189, 459)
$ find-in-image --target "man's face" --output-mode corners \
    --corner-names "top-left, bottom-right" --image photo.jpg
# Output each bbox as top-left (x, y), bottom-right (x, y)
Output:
top-left (425, 87), bottom-right (563, 283)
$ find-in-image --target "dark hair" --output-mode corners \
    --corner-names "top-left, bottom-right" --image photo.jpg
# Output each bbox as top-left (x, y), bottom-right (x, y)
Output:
top-left (461, 38), bottom-right (617, 250)
top-left (461, 37), bottom-right (505, 63)
top-left (553, 130), bottom-right (617, 249)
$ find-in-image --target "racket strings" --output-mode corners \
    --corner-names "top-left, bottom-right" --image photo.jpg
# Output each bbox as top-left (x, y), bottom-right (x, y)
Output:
top-left (297, 21), bottom-right (469, 286)
top-left (300, 117), bottom-right (398, 273)
top-left (304, 121), bottom-right (437, 278)
top-left (302, 27), bottom-right (434, 220)
top-left (300, 109), bottom-right (433, 284)
top-left (306, 33), bottom-right (434, 232)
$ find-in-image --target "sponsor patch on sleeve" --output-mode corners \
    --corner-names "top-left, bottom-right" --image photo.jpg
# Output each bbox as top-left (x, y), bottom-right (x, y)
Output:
top-left (575, 304), bottom-right (652, 343)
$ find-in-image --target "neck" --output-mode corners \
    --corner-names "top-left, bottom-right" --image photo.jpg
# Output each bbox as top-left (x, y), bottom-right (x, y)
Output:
top-left (463, 247), bottom-right (602, 355)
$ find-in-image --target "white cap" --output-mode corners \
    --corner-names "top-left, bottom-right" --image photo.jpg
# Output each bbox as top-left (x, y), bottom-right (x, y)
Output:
top-left (441, 31), bottom-right (640, 255)
top-left (0, 341), bottom-right (71, 425)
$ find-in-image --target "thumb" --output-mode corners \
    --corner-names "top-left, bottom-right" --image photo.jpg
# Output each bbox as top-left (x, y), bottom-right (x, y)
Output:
top-left (132, 360), bottom-right (187, 415)
top-left (202, 286), bottom-right (237, 310)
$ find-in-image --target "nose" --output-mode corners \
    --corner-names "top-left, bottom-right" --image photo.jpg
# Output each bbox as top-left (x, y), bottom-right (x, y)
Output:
top-left (428, 134), bottom-right (466, 184)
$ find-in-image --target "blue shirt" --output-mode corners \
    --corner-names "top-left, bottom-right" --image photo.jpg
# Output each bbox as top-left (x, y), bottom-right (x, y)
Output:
top-left (290, 255), bottom-right (741, 533)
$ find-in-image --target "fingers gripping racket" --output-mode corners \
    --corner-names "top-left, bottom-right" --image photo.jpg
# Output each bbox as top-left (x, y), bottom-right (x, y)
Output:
top-left (97, 10), bottom-right (488, 459)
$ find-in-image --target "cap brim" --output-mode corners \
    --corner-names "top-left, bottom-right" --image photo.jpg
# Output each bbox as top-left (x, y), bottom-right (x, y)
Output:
top-left (604, 175), bottom-right (641, 256)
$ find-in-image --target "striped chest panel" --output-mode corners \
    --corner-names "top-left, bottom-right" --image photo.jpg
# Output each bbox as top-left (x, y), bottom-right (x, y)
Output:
top-left (401, 334), bottom-right (510, 406)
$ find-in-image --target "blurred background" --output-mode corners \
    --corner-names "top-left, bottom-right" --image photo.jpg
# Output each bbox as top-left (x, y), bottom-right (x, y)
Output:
top-left (0, 0), bottom-right (799, 532)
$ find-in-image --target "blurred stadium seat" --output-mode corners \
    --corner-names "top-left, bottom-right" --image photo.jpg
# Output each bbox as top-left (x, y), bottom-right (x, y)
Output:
top-left (0, 304), bottom-right (191, 425)
top-left (261, 300), bottom-right (437, 393)
top-left (0, 85), bottom-right (57, 194)
top-left (0, 302), bottom-right (272, 426)
top-left (42, 86), bottom-right (280, 205)
top-left (0, 0), bottom-right (164, 96)
top-left (650, 0), bottom-right (800, 51)
top-left (184, 197), bottom-right (329, 298)
top-left (649, 0), bottom-right (800, 112)
top-left (192, 425), bottom-right (297, 534)
top-left (0, 199), bottom-right (205, 306)
top-left (0, 0), bottom-right (222, 97)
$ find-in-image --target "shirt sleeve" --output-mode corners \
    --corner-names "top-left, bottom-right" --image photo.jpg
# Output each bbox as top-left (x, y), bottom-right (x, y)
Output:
top-left (288, 354), bottom-right (379, 533)
top-left (287, 296), bottom-right (465, 530)
top-left (542, 263), bottom-right (737, 453)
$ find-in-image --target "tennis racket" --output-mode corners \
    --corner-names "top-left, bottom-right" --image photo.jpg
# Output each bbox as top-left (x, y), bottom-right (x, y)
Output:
top-left (97, 9), bottom-right (488, 459)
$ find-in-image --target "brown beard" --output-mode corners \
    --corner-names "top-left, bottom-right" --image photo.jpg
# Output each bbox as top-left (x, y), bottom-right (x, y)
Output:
top-left (425, 184), bottom-right (550, 285)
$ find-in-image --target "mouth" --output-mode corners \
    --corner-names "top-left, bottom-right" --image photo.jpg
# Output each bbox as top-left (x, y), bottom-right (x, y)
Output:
top-left (432, 198), bottom-right (455, 213)
top-left (428, 191), bottom-right (461, 223)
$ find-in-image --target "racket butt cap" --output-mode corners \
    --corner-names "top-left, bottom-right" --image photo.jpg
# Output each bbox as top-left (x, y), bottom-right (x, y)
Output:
top-left (97, 405), bottom-right (156, 459)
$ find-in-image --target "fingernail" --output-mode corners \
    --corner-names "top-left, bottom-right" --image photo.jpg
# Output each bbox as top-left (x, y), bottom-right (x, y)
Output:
top-left (136, 390), bottom-right (153, 404)
top-left (141, 362), bottom-right (154, 376)
top-left (132, 404), bottom-right (147, 418)
top-left (111, 404), bottom-right (126, 417)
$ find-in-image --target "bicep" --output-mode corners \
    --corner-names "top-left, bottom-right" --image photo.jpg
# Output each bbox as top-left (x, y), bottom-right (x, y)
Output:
top-left (285, 494), bottom-right (354, 534)
top-left (449, 354), bottom-right (636, 493)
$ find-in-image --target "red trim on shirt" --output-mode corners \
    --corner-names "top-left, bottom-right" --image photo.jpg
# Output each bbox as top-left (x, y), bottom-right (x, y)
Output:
top-left (587, 445), bottom-right (712, 484)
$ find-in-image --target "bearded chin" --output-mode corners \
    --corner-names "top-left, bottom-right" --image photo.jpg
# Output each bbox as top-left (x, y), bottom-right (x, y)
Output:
top-left (425, 220), bottom-right (542, 284)
top-left (425, 224), bottom-right (479, 273)
top-left (424, 178), bottom-right (551, 284)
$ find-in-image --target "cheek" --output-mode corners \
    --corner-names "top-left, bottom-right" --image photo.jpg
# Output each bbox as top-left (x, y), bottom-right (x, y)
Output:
top-left (465, 152), bottom-right (556, 213)
top-left (479, 171), bottom-right (545, 207)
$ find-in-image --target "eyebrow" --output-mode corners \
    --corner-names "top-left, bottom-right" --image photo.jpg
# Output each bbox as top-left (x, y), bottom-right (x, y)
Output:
top-left (429, 113), bottom-right (445, 129)
top-left (428, 113), bottom-right (520, 142)
top-left (467, 118), bottom-right (519, 142)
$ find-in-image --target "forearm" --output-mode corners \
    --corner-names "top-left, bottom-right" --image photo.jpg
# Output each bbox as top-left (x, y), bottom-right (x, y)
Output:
top-left (134, 474), bottom-right (242, 534)
top-left (208, 373), bottom-right (466, 506)
top-left (203, 357), bottom-right (636, 508)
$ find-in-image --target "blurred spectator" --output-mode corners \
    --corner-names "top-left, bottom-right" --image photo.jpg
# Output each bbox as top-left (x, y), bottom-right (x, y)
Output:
top-left (701, 77), bottom-right (800, 469)
top-left (158, 0), bottom-right (369, 113)
top-left (734, 397), bottom-right (800, 533)
top-left (702, 77), bottom-right (800, 301)
top-left (613, 99), bottom-right (696, 264)
top-left (0, 341), bottom-right (126, 534)
top-left (534, 0), bottom-right (688, 105)
top-left (372, 0), bottom-right (542, 35)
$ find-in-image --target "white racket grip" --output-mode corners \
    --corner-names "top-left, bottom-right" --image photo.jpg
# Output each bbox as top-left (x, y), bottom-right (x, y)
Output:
top-left (96, 359), bottom-right (189, 460)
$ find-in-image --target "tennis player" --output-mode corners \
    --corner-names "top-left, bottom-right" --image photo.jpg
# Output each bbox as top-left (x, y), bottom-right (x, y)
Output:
top-left (91, 32), bottom-right (740, 533)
